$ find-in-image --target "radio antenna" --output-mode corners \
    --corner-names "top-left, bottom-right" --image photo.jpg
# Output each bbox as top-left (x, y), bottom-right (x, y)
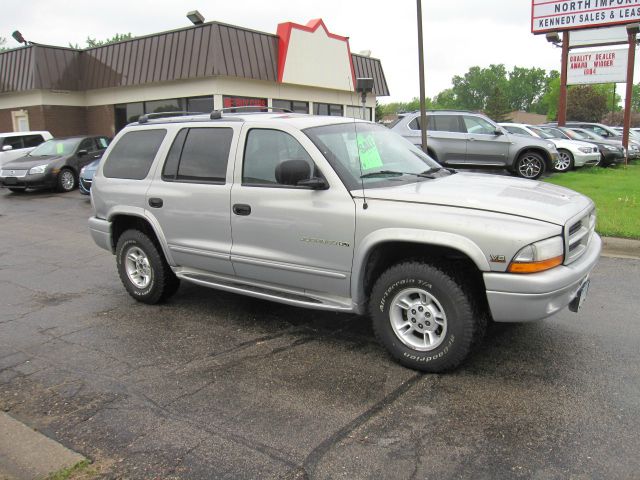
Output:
top-left (354, 77), bottom-right (374, 210)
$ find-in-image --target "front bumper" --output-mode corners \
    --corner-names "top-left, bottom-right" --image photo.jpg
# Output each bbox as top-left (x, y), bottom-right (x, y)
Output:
top-left (0, 171), bottom-right (57, 189)
top-left (573, 151), bottom-right (600, 167)
top-left (484, 234), bottom-right (602, 322)
top-left (600, 150), bottom-right (625, 166)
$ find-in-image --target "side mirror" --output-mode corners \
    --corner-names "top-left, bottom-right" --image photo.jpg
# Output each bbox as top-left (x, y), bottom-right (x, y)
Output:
top-left (297, 177), bottom-right (329, 190)
top-left (77, 149), bottom-right (88, 157)
top-left (275, 159), bottom-right (311, 186)
top-left (494, 128), bottom-right (504, 136)
top-left (2, 145), bottom-right (13, 151)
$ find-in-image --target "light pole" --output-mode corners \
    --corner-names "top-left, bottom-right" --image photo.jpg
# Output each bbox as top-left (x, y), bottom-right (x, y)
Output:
top-left (416, 0), bottom-right (428, 152)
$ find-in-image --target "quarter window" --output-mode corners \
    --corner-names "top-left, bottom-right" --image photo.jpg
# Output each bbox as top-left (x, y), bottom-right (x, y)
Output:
top-left (162, 128), bottom-right (233, 183)
top-left (243, 129), bottom-right (316, 186)
top-left (103, 129), bottom-right (166, 180)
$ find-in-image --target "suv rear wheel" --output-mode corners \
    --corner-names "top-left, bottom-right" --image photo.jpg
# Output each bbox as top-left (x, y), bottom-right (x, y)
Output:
top-left (369, 261), bottom-right (483, 372)
top-left (116, 229), bottom-right (180, 304)
top-left (515, 152), bottom-right (546, 180)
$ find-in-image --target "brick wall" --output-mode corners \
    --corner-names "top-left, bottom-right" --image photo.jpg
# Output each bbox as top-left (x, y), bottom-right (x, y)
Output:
top-left (87, 105), bottom-right (115, 137)
top-left (0, 104), bottom-right (116, 137)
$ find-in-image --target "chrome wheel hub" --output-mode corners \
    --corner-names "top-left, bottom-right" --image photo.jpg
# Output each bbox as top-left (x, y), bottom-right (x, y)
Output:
top-left (518, 156), bottom-right (543, 178)
top-left (556, 153), bottom-right (571, 171)
top-left (60, 171), bottom-right (74, 190)
top-left (124, 246), bottom-right (152, 289)
top-left (389, 288), bottom-right (447, 351)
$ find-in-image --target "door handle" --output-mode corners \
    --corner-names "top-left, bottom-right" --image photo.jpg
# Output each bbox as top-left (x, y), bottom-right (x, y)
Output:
top-left (233, 204), bottom-right (251, 216)
top-left (148, 197), bottom-right (163, 208)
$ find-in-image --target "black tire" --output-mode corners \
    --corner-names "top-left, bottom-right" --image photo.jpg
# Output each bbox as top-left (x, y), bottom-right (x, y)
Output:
top-left (8, 188), bottom-right (26, 193)
top-left (369, 261), bottom-right (483, 373)
top-left (514, 151), bottom-right (546, 180)
top-left (555, 149), bottom-right (574, 172)
top-left (115, 229), bottom-right (180, 304)
top-left (56, 168), bottom-right (76, 192)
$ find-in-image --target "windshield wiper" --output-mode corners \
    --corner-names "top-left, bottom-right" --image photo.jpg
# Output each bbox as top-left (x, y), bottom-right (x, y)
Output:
top-left (360, 170), bottom-right (441, 179)
top-left (421, 166), bottom-right (457, 175)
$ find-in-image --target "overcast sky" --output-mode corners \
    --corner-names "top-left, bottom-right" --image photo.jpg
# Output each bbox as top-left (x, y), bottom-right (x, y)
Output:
top-left (1, 0), bottom-right (637, 104)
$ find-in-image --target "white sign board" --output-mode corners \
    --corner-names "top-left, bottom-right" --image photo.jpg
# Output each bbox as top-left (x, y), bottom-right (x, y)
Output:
top-left (567, 48), bottom-right (628, 84)
top-left (532, 0), bottom-right (640, 34)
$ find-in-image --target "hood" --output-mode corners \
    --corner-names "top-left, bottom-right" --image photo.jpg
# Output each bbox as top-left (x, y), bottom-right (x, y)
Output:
top-left (357, 172), bottom-right (592, 226)
top-left (2, 155), bottom-right (65, 169)
top-left (81, 159), bottom-right (100, 179)
top-left (552, 138), bottom-right (597, 150)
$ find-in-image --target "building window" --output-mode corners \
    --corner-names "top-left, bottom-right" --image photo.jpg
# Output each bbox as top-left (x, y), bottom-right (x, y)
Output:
top-left (187, 96), bottom-right (213, 113)
top-left (145, 98), bottom-right (182, 114)
top-left (223, 96), bottom-right (267, 112)
top-left (272, 99), bottom-right (309, 114)
top-left (115, 102), bottom-right (144, 131)
top-left (313, 103), bottom-right (343, 116)
top-left (345, 106), bottom-right (372, 121)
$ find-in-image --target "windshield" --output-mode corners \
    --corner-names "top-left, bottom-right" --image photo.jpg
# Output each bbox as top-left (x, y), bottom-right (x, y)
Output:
top-left (528, 126), bottom-right (555, 139)
top-left (540, 127), bottom-right (569, 140)
top-left (304, 122), bottom-right (443, 190)
top-left (29, 138), bottom-right (80, 157)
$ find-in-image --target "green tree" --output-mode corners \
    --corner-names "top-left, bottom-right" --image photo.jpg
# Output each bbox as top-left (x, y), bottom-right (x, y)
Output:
top-left (375, 100), bottom-right (383, 122)
top-left (507, 66), bottom-right (548, 112)
top-left (69, 33), bottom-right (133, 49)
top-left (592, 83), bottom-right (622, 113)
top-left (567, 85), bottom-right (608, 122)
top-left (451, 64), bottom-right (508, 111)
top-left (431, 88), bottom-right (458, 109)
top-left (631, 83), bottom-right (640, 111)
top-left (484, 86), bottom-right (512, 123)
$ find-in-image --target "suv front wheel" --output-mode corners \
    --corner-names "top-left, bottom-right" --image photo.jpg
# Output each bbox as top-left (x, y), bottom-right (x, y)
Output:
top-left (116, 229), bottom-right (180, 304)
top-left (515, 152), bottom-right (546, 180)
top-left (369, 262), bottom-right (483, 372)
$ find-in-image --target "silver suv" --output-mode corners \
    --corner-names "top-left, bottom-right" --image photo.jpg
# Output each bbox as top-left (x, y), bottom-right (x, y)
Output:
top-left (390, 111), bottom-right (559, 180)
top-left (89, 111), bottom-right (600, 372)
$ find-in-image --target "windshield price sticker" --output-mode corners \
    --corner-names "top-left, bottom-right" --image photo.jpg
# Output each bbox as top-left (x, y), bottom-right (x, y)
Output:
top-left (357, 133), bottom-right (383, 170)
top-left (56, 143), bottom-right (64, 154)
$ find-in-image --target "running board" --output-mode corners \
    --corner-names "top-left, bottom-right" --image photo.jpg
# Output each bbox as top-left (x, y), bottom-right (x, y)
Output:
top-left (174, 269), bottom-right (354, 312)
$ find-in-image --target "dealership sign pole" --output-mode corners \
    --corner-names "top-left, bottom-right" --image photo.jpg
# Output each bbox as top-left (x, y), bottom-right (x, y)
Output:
top-left (532, 0), bottom-right (640, 163)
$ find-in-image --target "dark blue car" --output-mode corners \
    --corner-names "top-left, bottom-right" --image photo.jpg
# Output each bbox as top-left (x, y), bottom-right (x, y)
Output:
top-left (79, 158), bottom-right (100, 195)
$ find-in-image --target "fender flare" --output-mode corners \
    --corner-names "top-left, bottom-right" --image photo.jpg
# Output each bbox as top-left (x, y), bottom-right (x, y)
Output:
top-left (351, 228), bottom-right (490, 308)
top-left (106, 207), bottom-right (176, 266)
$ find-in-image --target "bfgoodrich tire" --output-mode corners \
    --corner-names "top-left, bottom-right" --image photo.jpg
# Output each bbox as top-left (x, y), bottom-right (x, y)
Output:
top-left (369, 262), bottom-right (482, 372)
top-left (115, 229), bottom-right (180, 304)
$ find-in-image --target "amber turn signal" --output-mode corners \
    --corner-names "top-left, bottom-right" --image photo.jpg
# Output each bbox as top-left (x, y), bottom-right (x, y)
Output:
top-left (507, 255), bottom-right (563, 274)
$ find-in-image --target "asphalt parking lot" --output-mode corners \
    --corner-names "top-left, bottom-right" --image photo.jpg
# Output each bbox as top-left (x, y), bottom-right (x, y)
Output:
top-left (1, 188), bottom-right (639, 479)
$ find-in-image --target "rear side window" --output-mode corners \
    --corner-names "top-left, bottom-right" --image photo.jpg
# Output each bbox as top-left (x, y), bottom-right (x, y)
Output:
top-left (408, 116), bottom-right (436, 131)
top-left (162, 128), bottom-right (233, 184)
top-left (103, 129), bottom-right (166, 180)
top-left (432, 115), bottom-right (462, 133)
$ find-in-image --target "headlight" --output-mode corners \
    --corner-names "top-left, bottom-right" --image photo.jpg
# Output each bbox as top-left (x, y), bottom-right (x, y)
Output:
top-left (603, 145), bottom-right (618, 151)
top-left (508, 236), bottom-right (564, 274)
top-left (80, 166), bottom-right (86, 177)
top-left (578, 146), bottom-right (593, 153)
top-left (28, 164), bottom-right (48, 175)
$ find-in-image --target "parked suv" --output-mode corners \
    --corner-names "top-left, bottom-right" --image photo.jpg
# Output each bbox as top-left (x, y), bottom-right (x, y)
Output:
top-left (0, 131), bottom-right (52, 167)
top-left (89, 112), bottom-right (600, 372)
top-left (390, 111), bottom-right (559, 180)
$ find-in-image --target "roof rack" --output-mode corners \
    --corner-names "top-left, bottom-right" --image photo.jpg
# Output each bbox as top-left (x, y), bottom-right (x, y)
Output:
top-left (138, 111), bottom-right (206, 124)
top-left (209, 106), bottom-right (292, 119)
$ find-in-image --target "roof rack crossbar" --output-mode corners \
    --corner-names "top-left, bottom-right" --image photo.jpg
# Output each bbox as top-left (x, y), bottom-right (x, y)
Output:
top-left (209, 106), bottom-right (292, 119)
top-left (138, 111), bottom-right (206, 124)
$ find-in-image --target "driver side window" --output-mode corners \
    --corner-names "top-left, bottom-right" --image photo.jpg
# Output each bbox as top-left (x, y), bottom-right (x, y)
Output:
top-left (463, 116), bottom-right (497, 135)
top-left (242, 129), bottom-right (318, 187)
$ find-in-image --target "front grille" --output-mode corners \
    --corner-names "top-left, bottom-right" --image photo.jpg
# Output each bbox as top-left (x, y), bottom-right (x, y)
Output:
top-left (565, 209), bottom-right (596, 264)
top-left (0, 169), bottom-right (28, 178)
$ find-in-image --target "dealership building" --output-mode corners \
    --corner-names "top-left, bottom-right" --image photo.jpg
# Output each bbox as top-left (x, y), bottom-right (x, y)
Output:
top-left (0, 18), bottom-right (389, 137)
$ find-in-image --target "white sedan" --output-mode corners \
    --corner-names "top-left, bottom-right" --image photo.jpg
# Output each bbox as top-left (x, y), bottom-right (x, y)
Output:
top-left (500, 123), bottom-right (600, 172)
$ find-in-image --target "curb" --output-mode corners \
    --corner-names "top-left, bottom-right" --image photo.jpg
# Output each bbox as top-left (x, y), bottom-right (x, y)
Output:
top-left (601, 236), bottom-right (640, 260)
top-left (0, 413), bottom-right (86, 480)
